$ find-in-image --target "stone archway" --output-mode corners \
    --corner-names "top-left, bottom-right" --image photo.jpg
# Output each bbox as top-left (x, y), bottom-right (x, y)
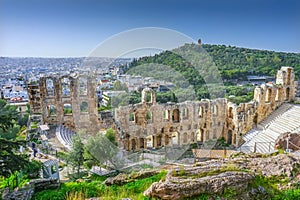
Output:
top-left (130, 138), bottom-right (136, 150)
top-left (139, 138), bottom-right (145, 149)
top-left (172, 109), bottom-right (180, 123)
top-left (157, 134), bottom-right (162, 147)
top-left (172, 132), bottom-right (180, 145)
top-left (286, 87), bottom-right (290, 101)
top-left (227, 130), bottom-right (233, 144)
top-left (183, 132), bottom-right (188, 144)
top-left (141, 87), bottom-right (156, 104)
top-left (265, 88), bottom-right (272, 102)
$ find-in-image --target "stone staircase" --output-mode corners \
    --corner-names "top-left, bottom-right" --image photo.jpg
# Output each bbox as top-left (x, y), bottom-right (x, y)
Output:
top-left (239, 104), bottom-right (300, 154)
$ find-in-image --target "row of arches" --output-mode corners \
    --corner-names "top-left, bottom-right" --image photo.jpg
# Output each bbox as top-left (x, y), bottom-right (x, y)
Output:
top-left (124, 123), bottom-right (237, 150)
top-left (45, 77), bottom-right (88, 97)
top-left (265, 87), bottom-right (290, 103)
top-left (126, 130), bottom-right (211, 151)
top-left (129, 111), bottom-right (153, 124)
top-left (198, 104), bottom-right (218, 117)
top-left (46, 101), bottom-right (89, 117)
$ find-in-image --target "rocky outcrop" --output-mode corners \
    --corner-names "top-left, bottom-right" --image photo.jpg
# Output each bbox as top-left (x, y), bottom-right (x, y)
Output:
top-left (29, 178), bottom-right (60, 192)
top-left (248, 153), bottom-right (300, 178)
top-left (2, 187), bottom-right (34, 200)
top-left (104, 169), bottom-right (159, 186)
top-left (144, 153), bottom-right (300, 199)
top-left (144, 171), bottom-right (253, 200)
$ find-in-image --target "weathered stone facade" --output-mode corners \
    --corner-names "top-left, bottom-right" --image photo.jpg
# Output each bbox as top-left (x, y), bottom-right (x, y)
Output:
top-left (114, 66), bottom-right (297, 150)
top-left (28, 67), bottom-right (297, 150)
top-left (28, 73), bottom-right (101, 134)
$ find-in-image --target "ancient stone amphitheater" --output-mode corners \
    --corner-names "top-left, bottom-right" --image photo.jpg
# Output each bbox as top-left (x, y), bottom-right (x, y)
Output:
top-left (28, 66), bottom-right (300, 154)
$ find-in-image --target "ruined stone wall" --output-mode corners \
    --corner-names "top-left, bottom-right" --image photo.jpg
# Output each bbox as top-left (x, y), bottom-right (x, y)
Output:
top-left (115, 88), bottom-right (228, 151)
top-left (28, 83), bottom-right (42, 114)
top-left (28, 66), bottom-right (297, 150)
top-left (115, 66), bottom-right (298, 150)
top-left (222, 66), bottom-right (297, 146)
top-left (37, 73), bottom-right (101, 134)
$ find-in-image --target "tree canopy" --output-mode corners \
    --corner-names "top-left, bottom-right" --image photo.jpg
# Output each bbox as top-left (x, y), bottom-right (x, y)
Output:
top-left (126, 43), bottom-right (300, 104)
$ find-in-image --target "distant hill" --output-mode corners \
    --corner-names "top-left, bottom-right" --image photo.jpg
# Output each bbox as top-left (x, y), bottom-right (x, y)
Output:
top-left (202, 44), bottom-right (300, 80)
top-left (127, 43), bottom-right (300, 103)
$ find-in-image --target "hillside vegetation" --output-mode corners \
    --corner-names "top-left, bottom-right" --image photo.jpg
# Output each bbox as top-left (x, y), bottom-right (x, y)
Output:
top-left (127, 43), bottom-right (300, 104)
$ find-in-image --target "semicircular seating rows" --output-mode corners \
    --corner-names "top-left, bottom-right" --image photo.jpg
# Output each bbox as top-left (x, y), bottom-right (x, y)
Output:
top-left (55, 125), bottom-right (76, 150)
top-left (239, 103), bottom-right (300, 154)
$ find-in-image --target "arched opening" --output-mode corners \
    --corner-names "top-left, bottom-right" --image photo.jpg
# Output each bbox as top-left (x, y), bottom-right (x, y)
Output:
top-left (191, 132), bottom-right (195, 143)
top-left (227, 130), bottom-right (233, 144)
top-left (47, 105), bottom-right (56, 116)
top-left (135, 112), bottom-right (143, 125)
top-left (129, 112), bottom-right (135, 122)
top-left (172, 132), bottom-right (179, 145)
top-left (286, 87), bottom-right (290, 100)
top-left (206, 131), bottom-right (209, 141)
top-left (213, 104), bottom-right (218, 115)
top-left (232, 133), bottom-right (237, 145)
top-left (265, 88), bottom-right (272, 102)
top-left (198, 106), bottom-right (203, 118)
top-left (146, 93), bottom-right (151, 102)
top-left (182, 107), bottom-right (188, 119)
top-left (213, 130), bottom-right (217, 139)
top-left (146, 111), bottom-right (152, 124)
top-left (46, 78), bottom-right (54, 96)
top-left (157, 135), bottom-right (162, 147)
top-left (196, 129), bottom-right (204, 142)
top-left (63, 103), bottom-right (72, 115)
top-left (146, 135), bottom-right (153, 148)
top-left (164, 110), bottom-right (170, 120)
top-left (62, 78), bottom-right (71, 97)
top-left (183, 132), bottom-right (188, 144)
top-left (141, 88), bottom-right (156, 104)
top-left (287, 68), bottom-right (292, 85)
top-left (275, 88), bottom-right (282, 101)
top-left (139, 138), bottom-right (145, 149)
top-left (165, 134), bottom-right (170, 146)
top-left (253, 113), bottom-right (258, 124)
top-left (131, 138), bottom-right (136, 150)
top-left (172, 109), bottom-right (179, 123)
top-left (79, 77), bottom-right (87, 96)
top-left (80, 102), bottom-right (88, 113)
top-left (228, 107), bottom-right (233, 118)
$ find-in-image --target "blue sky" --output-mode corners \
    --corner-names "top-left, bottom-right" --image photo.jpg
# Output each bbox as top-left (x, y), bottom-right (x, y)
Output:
top-left (0, 0), bottom-right (299, 57)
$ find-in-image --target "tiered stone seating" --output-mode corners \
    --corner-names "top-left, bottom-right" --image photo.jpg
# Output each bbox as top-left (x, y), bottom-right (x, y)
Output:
top-left (259, 103), bottom-right (292, 128)
top-left (55, 125), bottom-right (76, 150)
top-left (242, 129), bottom-right (260, 142)
top-left (240, 104), bottom-right (300, 154)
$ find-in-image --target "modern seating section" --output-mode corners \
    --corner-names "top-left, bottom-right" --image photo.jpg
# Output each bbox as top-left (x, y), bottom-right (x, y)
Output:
top-left (240, 104), bottom-right (300, 154)
top-left (55, 125), bottom-right (76, 150)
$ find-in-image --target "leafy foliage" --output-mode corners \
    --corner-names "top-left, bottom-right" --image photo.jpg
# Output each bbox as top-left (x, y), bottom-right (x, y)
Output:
top-left (0, 139), bottom-right (29, 177)
top-left (113, 80), bottom-right (128, 91)
top-left (85, 132), bottom-right (122, 170)
top-left (0, 99), bottom-right (19, 132)
top-left (127, 43), bottom-right (300, 103)
top-left (68, 135), bottom-right (85, 177)
top-left (105, 128), bottom-right (117, 146)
